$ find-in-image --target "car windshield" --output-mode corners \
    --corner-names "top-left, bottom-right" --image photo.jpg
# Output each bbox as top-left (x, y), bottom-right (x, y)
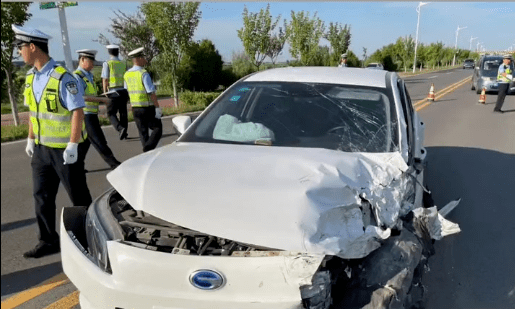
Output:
top-left (482, 58), bottom-right (502, 77)
top-left (464, 60), bottom-right (474, 64)
top-left (180, 81), bottom-right (399, 153)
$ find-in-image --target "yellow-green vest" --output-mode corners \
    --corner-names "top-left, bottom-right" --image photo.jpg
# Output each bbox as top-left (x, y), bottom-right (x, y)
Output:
top-left (107, 60), bottom-right (126, 88)
top-left (24, 66), bottom-right (87, 148)
top-left (74, 69), bottom-right (99, 114)
top-left (124, 69), bottom-right (151, 107)
top-left (498, 66), bottom-right (512, 83)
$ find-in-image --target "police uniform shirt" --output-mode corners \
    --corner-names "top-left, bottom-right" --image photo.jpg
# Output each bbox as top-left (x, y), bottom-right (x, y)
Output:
top-left (73, 67), bottom-right (96, 114)
top-left (101, 56), bottom-right (125, 91)
top-left (124, 66), bottom-right (156, 94)
top-left (497, 63), bottom-right (514, 83)
top-left (24, 58), bottom-right (86, 111)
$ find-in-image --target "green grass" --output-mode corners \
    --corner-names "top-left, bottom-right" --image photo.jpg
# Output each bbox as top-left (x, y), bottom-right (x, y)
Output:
top-left (1, 103), bottom-right (30, 115)
top-left (1, 123), bottom-right (29, 143)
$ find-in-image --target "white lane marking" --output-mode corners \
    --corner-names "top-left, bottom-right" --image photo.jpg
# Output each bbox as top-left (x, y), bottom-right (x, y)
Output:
top-left (446, 72), bottom-right (454, 74)
top-left (429, 76), bottom-right (438, 79)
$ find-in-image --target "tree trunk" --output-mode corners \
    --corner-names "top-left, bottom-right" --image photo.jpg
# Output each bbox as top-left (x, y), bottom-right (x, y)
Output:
top-left (172, 78), bottom-right (178, 108)
top-left (4, 68), bottom-right (20, 127)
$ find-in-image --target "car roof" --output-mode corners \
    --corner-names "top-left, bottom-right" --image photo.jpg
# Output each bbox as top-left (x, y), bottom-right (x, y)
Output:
top-left (243, 67), bottom-right (388, 88)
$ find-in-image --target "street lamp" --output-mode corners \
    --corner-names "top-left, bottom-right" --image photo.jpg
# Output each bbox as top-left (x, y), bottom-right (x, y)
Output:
top-left (477, 41), bottom-right (481, 52)
top-left (413, 2), bottom-right (429, 73)
top-left (469, 36), bottom-right (478, 51)
top-left (452, 25), bottom-right (467, 66)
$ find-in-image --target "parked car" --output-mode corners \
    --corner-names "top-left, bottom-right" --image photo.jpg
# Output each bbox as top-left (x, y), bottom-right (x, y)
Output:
top-left (462, 59), bottom-right (475, 69)
top-left (471, 55), bottom-right (515, 94)
top-left (365, 62), bottom-right (384, 70)
top-left (62, 67), bottom-right (439, 309)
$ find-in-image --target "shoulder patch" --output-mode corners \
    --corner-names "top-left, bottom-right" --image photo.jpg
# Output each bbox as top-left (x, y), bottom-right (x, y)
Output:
top-left (65, 81), bottom-right (79, 95)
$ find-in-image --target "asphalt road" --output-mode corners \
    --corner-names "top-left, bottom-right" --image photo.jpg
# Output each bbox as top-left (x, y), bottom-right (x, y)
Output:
top-left (1, 68), bottom-right (514, 308)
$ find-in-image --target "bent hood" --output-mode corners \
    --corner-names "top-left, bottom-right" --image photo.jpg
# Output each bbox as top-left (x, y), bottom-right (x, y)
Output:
top-left (107, 142), bottom-right (412, 258)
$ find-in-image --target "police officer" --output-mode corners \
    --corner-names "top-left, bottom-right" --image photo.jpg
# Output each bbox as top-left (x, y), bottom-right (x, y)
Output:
top-left (12, 24), bottom-right (92, 258)
top-left (101, 45), bottom-right (129, 139)
top-left (74, 49), bottom-right (121, 169)
top-left (338, 53), bottom-right (348, 67)
top-left (493, 54), bottom-right (513, 114)
top-left (124, 47), bottom-right (163, 152)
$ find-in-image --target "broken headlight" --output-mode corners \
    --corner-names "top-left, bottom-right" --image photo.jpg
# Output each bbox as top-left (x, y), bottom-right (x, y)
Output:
top-left (85, 189), bottom-right (124, 274)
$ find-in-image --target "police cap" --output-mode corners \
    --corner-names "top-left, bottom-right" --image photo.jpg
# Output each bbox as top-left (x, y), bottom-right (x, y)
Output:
top-left (106, 44), bottom-right (119, 50)
top-left (12, 24), bottom-right (51, 46)
top-left (128, 47), bottom-right (145, 58)
top-left (76, 49), bottom-right (97, 60)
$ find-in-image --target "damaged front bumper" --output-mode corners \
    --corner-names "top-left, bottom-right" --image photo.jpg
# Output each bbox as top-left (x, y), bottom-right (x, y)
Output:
top-left (60, 199), bottom-right (326, 309)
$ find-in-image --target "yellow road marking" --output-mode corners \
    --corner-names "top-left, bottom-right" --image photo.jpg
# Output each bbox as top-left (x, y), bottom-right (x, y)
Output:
top-left (43, 291), bottom-right (79, 309)
top-left (1, 273), bottom-right (69, 309)
top-left (415, 77), bottom-right (471, 111)
top-left (413, 76), bottom-right (472, 107)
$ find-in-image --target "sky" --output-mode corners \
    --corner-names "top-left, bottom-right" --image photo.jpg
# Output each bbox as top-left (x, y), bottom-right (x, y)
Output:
top-left (19, 1), bottom-right (515, 63)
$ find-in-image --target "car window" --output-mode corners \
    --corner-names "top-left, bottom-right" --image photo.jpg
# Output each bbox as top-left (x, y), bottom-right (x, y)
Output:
top-left (181, 81), bottom-right (399, 153)
top-left (483, 59), bottom-right (501, 70)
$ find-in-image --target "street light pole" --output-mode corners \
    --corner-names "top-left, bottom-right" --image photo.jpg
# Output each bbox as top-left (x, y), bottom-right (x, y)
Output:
top-left (470, 36), bottom-right (478, 51)
top-left (57, 5), bottom-right (73, 71)
top-left (452, 25), bottom-right (467, 66)
top-left (413, 2), bottom-right (429, 73)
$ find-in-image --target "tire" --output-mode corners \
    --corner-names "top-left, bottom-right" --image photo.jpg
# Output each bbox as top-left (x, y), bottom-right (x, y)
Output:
top-left (476, 87), bottom-right (482, 94)
top-left (471, 83), bottom-right (475, 91)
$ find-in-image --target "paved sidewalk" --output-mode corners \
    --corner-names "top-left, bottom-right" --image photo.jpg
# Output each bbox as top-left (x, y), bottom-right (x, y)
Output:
top-left (1, 97), bottom-right (179, 127)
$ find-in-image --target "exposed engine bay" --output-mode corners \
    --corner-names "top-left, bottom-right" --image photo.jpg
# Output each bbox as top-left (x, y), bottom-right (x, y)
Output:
top-left (109, 191), bottom-right (277, 256)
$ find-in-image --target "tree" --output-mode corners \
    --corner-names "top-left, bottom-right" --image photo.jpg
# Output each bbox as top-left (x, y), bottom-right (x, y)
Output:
top-left (362, 47), bottom-right (367, 67)
top-left (179, 39), bottom-right (223, 92)
top-left (286, 11), bottom-right (325, 66)
top-left (96, 9), bottom-right (160, 63)
top-left (142, 2), bottom-right (201, 106)
top-left (325, 22), bottom-right (351, 65)
top-left (395, 35), bottom-right (415, 72)
top-left (237, 4), bottom-right (280, 70)
top-left (1, 2), bottom-right (32, 126)
top-left (230, 50), bottom-right (256, 78)
top-left (266, 24), bottom-right (287, 67)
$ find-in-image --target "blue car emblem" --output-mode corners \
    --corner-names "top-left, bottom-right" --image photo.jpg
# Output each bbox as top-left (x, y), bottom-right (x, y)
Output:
top-left (190, 270), bottom-right (224, 290)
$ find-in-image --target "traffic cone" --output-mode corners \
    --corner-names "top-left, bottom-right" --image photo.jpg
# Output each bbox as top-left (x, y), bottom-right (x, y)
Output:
top-left (478, 87), bottom-right (486, 104)
top-left (427, 83), bottom-right (436, 101)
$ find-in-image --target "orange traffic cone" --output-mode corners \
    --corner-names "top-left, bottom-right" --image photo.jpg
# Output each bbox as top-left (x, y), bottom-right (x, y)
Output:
top-left (478, 88), bottom-right (486, 104)
top-left (427, 83), bottom-right (435, 101)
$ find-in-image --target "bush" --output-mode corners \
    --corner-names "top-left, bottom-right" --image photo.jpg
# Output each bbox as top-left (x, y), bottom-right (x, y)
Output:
top-left (1, 123), bottom-right (29, 143)
top-left (180, 91), bottom-right (221, 108)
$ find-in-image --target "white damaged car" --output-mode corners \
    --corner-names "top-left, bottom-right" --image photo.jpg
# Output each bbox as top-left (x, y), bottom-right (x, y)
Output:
top-left (61, 67), bottom-right (453, 308)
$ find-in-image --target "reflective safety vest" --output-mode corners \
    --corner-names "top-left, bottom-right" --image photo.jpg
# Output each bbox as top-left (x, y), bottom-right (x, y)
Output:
top-left (24, 66), bottom-right (87, 148)
top-left (124, 69), bottom-right (151, 107)
top-left (497, 66), bottom-right (512, 83)
top-left (74, 70), bottom-right (99, 114)
top-left (107, 60), bottom-right (126, 88)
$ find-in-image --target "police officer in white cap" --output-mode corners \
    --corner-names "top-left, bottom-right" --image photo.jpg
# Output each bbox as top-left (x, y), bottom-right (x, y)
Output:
top-left (101, 44), bottom-right (129, 139)
top-left (338, 53), bottom-right (348, 67)
top-left (74, 49), bottom-right (121, 168)
top-left (124, 47), bottom-right (162, 152)
top-left (493, 54), bottom-right (514, 114)
top-left (12, 24), bottom-right (92, 258)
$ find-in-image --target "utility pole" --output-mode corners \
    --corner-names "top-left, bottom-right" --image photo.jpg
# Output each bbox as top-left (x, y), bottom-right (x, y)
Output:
top-left (40, 2), bottom-right (78, 71)
top-left (469, 36), bottom-right (477, 51)
top-left (452, 25), bottom-right (467, 66)
top-left (413, 2), bottom-right (429, 73)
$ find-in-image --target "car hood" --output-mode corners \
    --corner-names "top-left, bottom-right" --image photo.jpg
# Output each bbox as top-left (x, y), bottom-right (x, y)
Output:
top-left (107, 142), bottom-right (413, 258)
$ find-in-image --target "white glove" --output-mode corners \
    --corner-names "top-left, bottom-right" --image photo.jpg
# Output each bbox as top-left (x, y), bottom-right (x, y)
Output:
top-left (155, 107), bottom-right (162, 119)
top-left (507, 74), bottom-right (513, 80)
top-left (63, 142), bottom-right (79, 165)
top-left (26, 138), bottom-right (35, 157)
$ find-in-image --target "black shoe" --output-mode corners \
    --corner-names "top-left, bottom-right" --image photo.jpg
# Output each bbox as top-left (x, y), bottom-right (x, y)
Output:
top-left (493, 109), bottom-right (504, 114)
top-left (119, 127), bottom-right (128, 140)
top-left (23, 241), bottom-right (60, 259)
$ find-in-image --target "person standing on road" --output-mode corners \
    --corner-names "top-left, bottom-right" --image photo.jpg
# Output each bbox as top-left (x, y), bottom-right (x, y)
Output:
top-left (12, 24), bottom-right (92, 258)
top-left (493, 54), bottom-right (513, 114)
top-left (73, 49), bottom-right (121, 169)
top-left (338, 53), bottom-right (348, 67)
top-left (101, 45), bottom-right (129, 139)
top-left (124, 47), bottom-right (162, 152)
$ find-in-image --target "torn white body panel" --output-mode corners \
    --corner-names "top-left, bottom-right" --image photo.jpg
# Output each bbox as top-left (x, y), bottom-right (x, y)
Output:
top-left (107, 142), bottom-right (414, 259)
top-left (412, 201), bottom-right (461, 240)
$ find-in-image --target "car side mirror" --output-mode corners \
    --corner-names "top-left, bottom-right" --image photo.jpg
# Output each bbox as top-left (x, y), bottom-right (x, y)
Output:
top-left (172, 115), bottom-right (191, 135)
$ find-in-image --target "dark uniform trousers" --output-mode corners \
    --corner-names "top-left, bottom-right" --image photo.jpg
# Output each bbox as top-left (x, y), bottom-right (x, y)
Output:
top-left (133, 106), bottom-right (163, 152)
top-left (84, 114), bottom-right (120, 168)
top-left (494, 83), bottom-right (509, 111)
top-left (107, 89), bottom-right (129, 132)
top-left (31, 141), bottom-right (92, 244)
